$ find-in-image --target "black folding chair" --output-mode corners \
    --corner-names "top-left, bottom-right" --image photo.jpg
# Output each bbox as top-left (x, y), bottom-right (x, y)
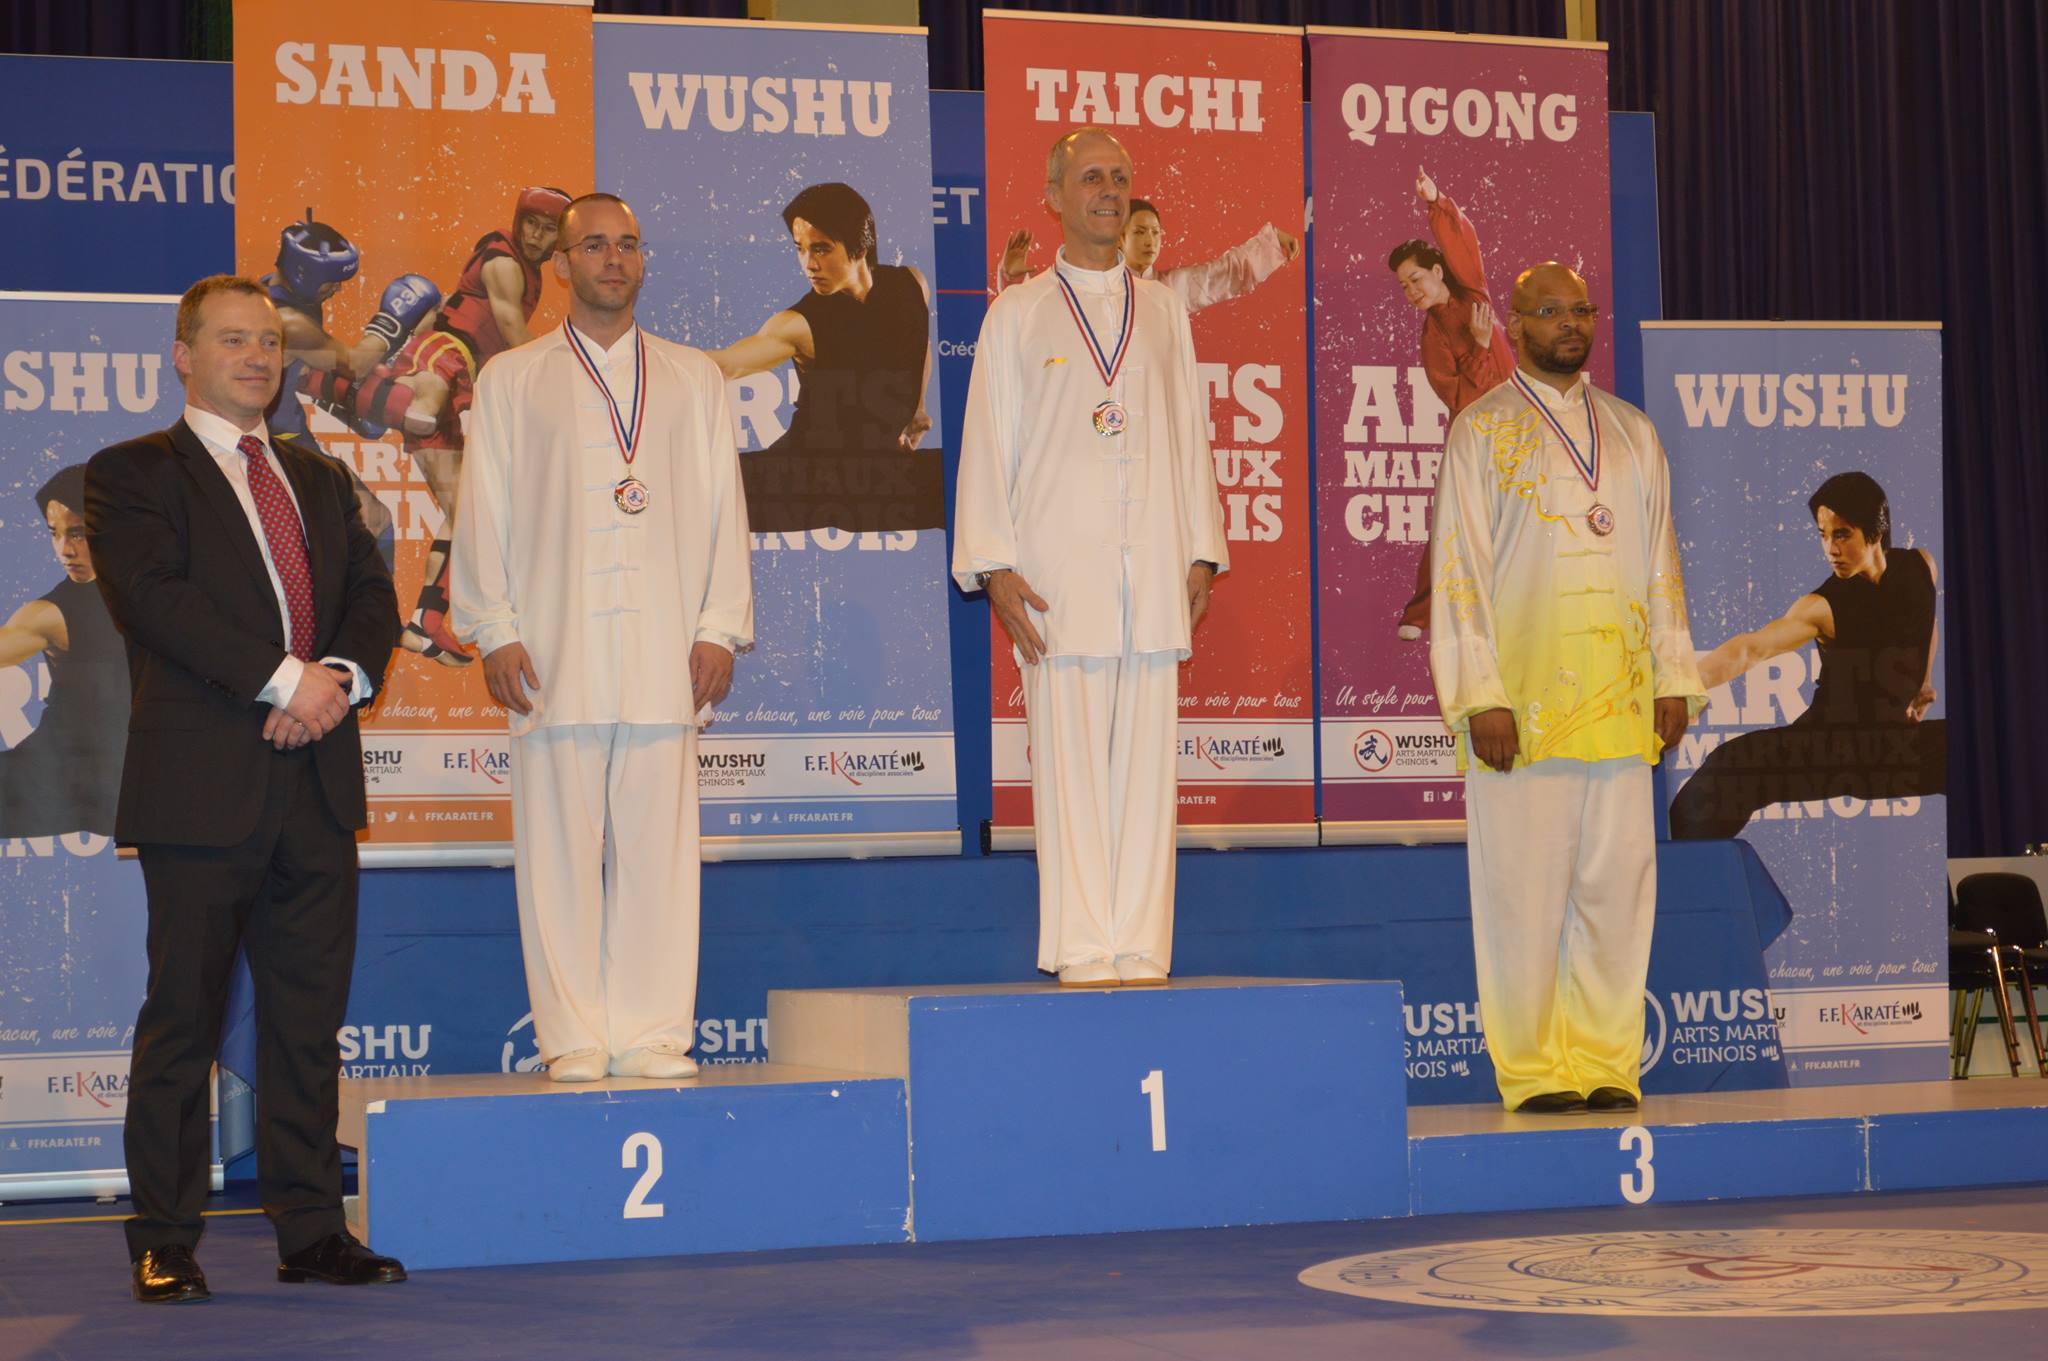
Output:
top-left (1953, 872), bottom-right (2048, 1077)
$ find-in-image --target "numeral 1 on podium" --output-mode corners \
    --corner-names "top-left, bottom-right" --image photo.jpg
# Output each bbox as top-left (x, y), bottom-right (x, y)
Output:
top-left (1140, 1069), bottom-right (1167, 1151)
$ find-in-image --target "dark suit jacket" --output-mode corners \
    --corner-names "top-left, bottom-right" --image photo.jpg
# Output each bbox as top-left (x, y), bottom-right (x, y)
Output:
top-left (83, 419), bottom-right (399, 847)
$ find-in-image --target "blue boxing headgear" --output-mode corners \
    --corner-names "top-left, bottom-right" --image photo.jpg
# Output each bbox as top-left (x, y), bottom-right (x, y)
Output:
top-left (276, 211), bottom-right (361, 303)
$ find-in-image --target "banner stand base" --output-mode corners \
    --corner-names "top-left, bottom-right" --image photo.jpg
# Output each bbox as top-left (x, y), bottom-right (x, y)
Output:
top-left (1322, 819), bottom-right (1467, 847)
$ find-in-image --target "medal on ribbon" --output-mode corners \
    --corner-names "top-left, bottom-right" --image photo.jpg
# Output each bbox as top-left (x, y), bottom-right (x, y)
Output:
top-left (1055, 263), bottom-right (1134, 438)
top-left (1512, 370), bottom-right (1610, 535)
top-left (565, 322), bottom-right (651, 514)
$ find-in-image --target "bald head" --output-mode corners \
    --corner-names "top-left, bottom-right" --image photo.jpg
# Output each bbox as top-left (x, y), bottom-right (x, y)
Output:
top-left (1043, 127), bottom-right (1134, 268)
top-left (1507, 261), bottom-right (1597, 385)
top-left (1045, 127), bottom-right (1129, 190)
top-left (1511, 262), bottom-right (1587, 312)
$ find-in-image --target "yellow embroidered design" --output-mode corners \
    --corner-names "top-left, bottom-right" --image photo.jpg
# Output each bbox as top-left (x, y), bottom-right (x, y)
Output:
top-left (1522, 599), bottom-right (1653, 763)
top-left (1471, 409), bottom-right (1573, 532)
top-left (1434, 526), bottom-right (1481, 624)
top-left (1652, 538), bottom-right (1691, 631)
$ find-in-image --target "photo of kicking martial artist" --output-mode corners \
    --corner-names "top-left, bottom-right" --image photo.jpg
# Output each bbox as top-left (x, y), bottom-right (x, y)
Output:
top-left (1391, 166), bottom-right (1517, 640)
top-left (995, 197), bottom-right (1301, 314)
top-left (260, 214), bottom-right (440, 570)
top-left (0, 465), bottom-right (126, 836)
top-left (306, 186), bottom-right (572, 666)
top-left (708, 181), bottom-right (941, 534)
top-left (1669, 469), bottom-right (1946, 840)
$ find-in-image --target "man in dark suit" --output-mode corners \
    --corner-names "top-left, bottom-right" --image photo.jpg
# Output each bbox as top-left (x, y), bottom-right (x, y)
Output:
top-left (85, 275), bottom-right (406, 1304)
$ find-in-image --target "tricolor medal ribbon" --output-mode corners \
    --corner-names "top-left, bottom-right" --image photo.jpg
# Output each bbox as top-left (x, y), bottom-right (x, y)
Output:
top-left (1055, 264), bottom-right (1135, 437)
top-left (565, 322), bottom-right (650, 513)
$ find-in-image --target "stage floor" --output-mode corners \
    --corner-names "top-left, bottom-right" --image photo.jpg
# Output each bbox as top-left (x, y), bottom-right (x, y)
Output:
top-left (5, 1180), bottom-right (2046, 1360)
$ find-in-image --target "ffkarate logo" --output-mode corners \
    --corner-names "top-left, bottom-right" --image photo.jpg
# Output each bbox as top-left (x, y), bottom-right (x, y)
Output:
top-left (444, 747), bottom-right (510, 785)
top-left (1181, 734), bottom-right (1286, 770)
top-left (805, 750), bottom-right (926, 787)
top-left (48, 1070), bottom-right (128, 1109)
top-left (1818, 999), bottom-right (1924, 1036)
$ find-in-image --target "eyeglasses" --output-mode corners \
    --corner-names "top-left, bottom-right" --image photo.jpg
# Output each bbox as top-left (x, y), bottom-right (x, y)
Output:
top-left (571, 238), bottom-right (642, 260)
top-left (1516, 303), bottom-right (1600, 320)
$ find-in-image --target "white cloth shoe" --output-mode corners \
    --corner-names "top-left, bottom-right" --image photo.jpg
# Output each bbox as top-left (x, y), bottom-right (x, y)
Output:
top-left (610, 1046), bottom-right (700, 1079)
top-left (546, 1048), bottom-right (608, 1083)
top-left (1116, 956), bottom-right (1169, 986)
top-left (1058, 959), bottom-right (1121, 988)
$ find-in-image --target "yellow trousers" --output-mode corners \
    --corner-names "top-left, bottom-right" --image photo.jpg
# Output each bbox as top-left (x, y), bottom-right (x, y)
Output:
top-left (1464, 756), bottom-right (1656, 1109)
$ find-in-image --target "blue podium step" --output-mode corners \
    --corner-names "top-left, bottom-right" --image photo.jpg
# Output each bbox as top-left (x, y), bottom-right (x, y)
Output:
top-left (1407, 1081), bottom-right (2048, 1216)
top-left (767, 977), bottom-right (1409, 1242)
top-left (336, 1066), bottom-right (908, 1269)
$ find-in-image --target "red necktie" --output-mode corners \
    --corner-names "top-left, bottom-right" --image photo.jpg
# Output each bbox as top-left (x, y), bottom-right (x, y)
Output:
top-left (237, 434), bottom-right (316, 661)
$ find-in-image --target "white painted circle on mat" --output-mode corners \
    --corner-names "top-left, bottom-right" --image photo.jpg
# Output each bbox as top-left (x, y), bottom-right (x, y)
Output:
top-left (1300, 1229), bottom-right (2048, 1316)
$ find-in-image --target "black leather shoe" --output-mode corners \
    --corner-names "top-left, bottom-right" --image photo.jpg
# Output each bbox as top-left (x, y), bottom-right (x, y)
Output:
top-left (277, 1231), bottom-right (408, 1285)
top-left (1515, 1090), bottom-right (1589, 1114)
top-left (1587, 1086), bottom-right (1640, 1111)
top-left (132, 1245), bottom-right (210, 1304)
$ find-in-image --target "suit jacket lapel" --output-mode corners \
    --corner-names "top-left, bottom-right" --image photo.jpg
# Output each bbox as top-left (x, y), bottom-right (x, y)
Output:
top-left (170, 420), bottom-right (279, 638)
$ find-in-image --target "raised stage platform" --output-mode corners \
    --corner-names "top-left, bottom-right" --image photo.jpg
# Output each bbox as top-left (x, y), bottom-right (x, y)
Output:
top-left (334, 974), bottom-right (2048, 1271)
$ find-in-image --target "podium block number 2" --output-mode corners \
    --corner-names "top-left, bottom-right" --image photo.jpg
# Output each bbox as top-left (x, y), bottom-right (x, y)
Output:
top-left (622, 1132), bottom-right (666, 1220)
top-left (1140, 1069), bottom-right (1167, 1152)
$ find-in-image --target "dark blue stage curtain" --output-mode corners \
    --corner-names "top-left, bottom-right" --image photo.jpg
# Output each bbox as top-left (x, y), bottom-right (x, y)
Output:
top-left (1604, 0), bottom-right (2047, 858)
top-left (8, 0), bottom-right (2034, 854)
top-left (919, 1), bottom-right (1563, 92)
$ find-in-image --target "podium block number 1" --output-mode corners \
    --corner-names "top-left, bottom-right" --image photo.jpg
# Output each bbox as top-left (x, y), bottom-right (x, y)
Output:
top-left (622, 1132), bottom-right (666, 1220)
top-left (1140, 1069), bottom-right (1167, 1152)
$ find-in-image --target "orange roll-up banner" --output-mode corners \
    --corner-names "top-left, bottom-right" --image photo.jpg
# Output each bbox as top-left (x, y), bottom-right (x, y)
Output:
top-left (980, 11), bottom-right (1315, 847)
top-left (233, 0), bottom-right (593, 856)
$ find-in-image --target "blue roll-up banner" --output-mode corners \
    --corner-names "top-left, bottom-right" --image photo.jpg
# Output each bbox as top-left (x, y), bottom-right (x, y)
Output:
top-left (0, 57), bottom-right (234, 295)
top-left (594, 16), bottom-right (957, 856)
top-left (928, 89), bottom-right (991, 841)
top-left (1646, 323), bottom-right (1949, 1085)
top-left (0, 292), bottom-right (204, 1197)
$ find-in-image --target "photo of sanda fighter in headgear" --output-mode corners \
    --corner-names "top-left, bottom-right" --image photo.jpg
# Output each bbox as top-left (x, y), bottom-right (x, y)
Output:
top-left (306, 186), bottom-right (571, 665)
top-left (1670, 470), bottom-right (1946, 840)
top-left (0, 465), bottom-right (127, 836)
top-left (708, 181), bottom-right (942, 534)
top-left (261, 212), bottom-right (444, 570)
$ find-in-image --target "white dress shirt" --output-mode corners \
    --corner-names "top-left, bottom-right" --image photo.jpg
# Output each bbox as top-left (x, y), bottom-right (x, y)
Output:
top-left (182, 404), bottom-right (371, 708)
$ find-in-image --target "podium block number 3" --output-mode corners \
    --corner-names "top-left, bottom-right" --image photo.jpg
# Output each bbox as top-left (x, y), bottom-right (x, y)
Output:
top-left (1140, 1069), bottom-right (1167, 1152)
top-left (623, 1132), bottom-right (666, 1220)
top-left (1618, 1125), bottom-right (1655, 1205)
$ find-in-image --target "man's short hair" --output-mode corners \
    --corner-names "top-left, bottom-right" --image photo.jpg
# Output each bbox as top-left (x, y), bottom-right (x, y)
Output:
top-left (559, 191), bottom-right (633, 241)
top-left (1387, 239), bottom-right (1445, 275)
top-left (174, 275), bottom-right (269, 345)
top-left (1808, 469), bottom-right (1892, 549)
top-left (1045, 127), bottom-right (1125, 189)
top-left (35, 464), bottom-right (88, 518)
top-left (782, 182), bottom-right (877, 263)
top-left (1128, 198), bottom-right (1161, 224)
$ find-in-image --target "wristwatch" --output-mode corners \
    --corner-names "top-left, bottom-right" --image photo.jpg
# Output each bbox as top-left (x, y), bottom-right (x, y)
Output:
top-left (974, 569), bottom-right (1005, 590)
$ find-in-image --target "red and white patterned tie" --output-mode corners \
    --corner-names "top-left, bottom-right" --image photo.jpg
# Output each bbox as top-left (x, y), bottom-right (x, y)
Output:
top-left (237, 434), bottom-right (316, 660)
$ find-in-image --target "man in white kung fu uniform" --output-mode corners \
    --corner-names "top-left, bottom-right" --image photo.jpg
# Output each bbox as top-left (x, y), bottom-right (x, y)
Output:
top-left (954, 128), bottom-right (1230, 988)
top-left (1428, 262), bottom-right (1704, 1114)
top-left (451, 193), bottom-right (753, 1082)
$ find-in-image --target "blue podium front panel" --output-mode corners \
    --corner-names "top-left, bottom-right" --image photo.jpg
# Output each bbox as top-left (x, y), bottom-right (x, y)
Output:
top-left (1409, 1111), bottom-right (1867, 1216)
top-left (1868, 1108), bottom-right (2048, 1191)
top-left (770, 978), bottom-right (1408, 1242)
top-left (342, 1067), bottom-right (909, 1269)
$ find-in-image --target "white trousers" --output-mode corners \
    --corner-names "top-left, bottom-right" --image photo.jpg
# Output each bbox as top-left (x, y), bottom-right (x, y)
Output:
top-left (509, 723), bottom-right (700, 1063)
top-left (1022, 649), bottom-right (1180, 973)
top-left (1464, 756), bottom-right (1656, 1109)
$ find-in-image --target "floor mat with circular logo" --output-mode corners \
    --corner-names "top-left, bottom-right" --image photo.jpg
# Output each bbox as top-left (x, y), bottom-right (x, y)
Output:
top-left (1299, 1229), bottom-right (2048, 1316)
